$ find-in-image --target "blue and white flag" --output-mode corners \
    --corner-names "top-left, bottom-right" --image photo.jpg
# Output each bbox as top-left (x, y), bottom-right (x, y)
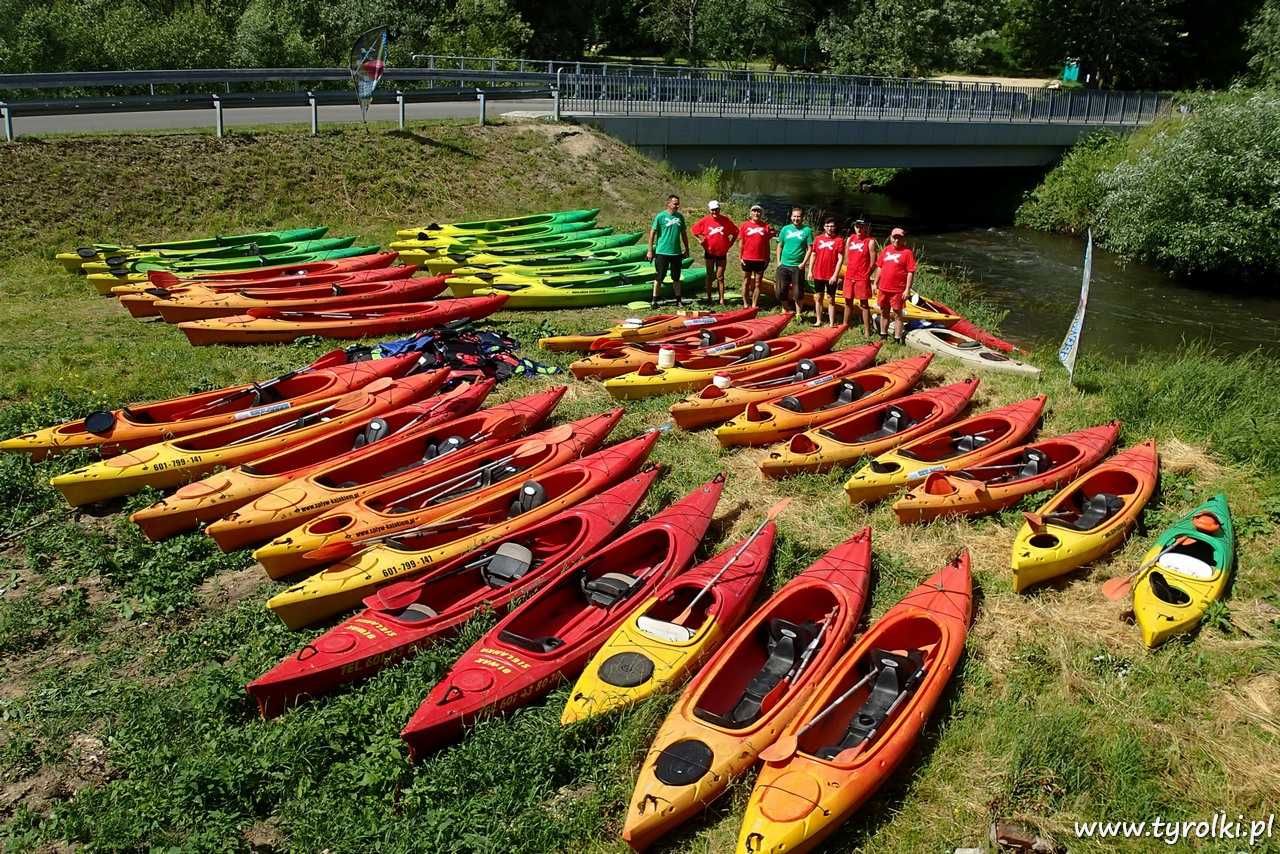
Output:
top-left (1058, 229), bottom-right (1092, 383)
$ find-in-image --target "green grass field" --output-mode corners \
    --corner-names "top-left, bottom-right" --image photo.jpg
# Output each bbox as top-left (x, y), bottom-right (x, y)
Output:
top-left (1, 121), bottom-right (1278, 853)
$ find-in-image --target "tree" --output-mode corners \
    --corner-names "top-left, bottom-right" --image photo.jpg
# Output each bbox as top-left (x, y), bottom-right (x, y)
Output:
top-left (817, 0), bottom-right (1000, 77)
top-left (1246, 0), bottom-right (1280, 85)
top-left (1005, 0), bottom-right (1179, 88)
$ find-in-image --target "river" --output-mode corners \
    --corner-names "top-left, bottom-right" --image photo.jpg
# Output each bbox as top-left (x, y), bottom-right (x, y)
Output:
top-left (721, 169), bottom-right (1280, 357)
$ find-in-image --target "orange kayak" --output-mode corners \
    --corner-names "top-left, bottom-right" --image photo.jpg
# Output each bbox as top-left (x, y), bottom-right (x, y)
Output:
top-left (759, 379), bottom-right (980, 478)
top-left (621, 528), bottom-right (872, 851)
top-left (568, 314), bottom-right (792, 380)
top-left (713, 354), bottom-right (930, 448)
top-left (844, 395), bottom-right (1047, 504)
top-left (736, 551), bottom-right (972, 854)
top-left (128, 373), bottom-right (486, 541)
top-left (152, 276), bottom-right (447, 323)
top-left (252, 408), bottom-right (622, 577)
top-left (893, 421), bottom-right (1122, 524)
top-left (0, 349), bottom-right (426, 460)
top-left (668, 343), bottom-right (881, 430)
top-left (177, 294), bottom-right (507, 346)
top-left (538, 307), bottom-right (759, 352)
top-left (205, 386), bottom-right (565, 556)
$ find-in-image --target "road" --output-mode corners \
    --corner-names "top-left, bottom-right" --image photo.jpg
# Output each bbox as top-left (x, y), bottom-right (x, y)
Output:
top-left (8, 98), bottom-right (554, 136)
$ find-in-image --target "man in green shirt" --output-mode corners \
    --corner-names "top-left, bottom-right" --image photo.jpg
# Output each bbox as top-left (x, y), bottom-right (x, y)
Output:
top-left (647, 194), bottom-right (690, 308)
top-left (775, 207), bottom-right (814, 321)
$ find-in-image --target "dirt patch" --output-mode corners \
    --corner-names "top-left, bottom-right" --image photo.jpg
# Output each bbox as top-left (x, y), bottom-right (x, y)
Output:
top-left (0, 734), bottom-right (115, 821)
top-left (244, 817), bottom-right (283, 852)
top-left (198, 566), bottom-right (270, 609)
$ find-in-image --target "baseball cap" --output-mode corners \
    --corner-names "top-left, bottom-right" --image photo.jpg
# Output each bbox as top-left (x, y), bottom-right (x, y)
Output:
top-left (853, 217), bottom-right (867, 225)
top-left (890, 227), bottom-right (906, 237)
top-left (708, 200), bottom-right (720, 210)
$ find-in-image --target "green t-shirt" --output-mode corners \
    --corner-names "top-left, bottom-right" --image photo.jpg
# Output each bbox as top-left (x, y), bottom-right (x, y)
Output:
top-left (778, 224), bottom-right (814, 267)
top-left (650, 210), bottom-right (686, 256)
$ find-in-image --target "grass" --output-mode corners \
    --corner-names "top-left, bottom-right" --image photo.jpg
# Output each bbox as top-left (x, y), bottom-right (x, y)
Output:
top-left (1, 120), bottom-right (1279, 853)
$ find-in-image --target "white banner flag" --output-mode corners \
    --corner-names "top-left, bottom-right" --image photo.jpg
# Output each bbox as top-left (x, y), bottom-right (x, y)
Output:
top-left (1058, 230), bottom-right (1093, 383)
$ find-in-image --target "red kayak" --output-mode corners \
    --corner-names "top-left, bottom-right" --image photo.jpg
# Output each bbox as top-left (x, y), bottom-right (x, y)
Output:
top-left (178, 294), bottom-right (507, 346)
top-left (206, 386), bottom-right (566, 556)
top-left (401, 474), bottom-right (724, 758)
top-left (669, 343), bottom-right (882, 431)
top-left (129, 374), bottom-right (490, 541)
top-left (539, 307), bottom-right (760, 352)
top-left (152, 275), bottom-right (444, 323)
top-left (245, 466), bottom-right (661, 718)
top-left (915, 294), bottom-right (1016, 353)
top-left (893, 421), bottom-right (1123, 523)
top-left (569, 314), bottom-right (794, 380)
top-left (620, 527), bottom-right (873, 850)
top-left (118, 266), bottom-right (418, 319)
top-left (144, 251), bottom-right (400, 286)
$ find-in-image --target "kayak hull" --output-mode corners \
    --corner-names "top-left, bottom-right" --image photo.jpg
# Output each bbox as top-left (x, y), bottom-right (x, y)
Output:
top-left (569, 314), bottom-right (792, 380)
top-left (539, 308), bottom-right (758, 352)
top-left (151, 277), bottom-right (446, 323)
top-left (905, 327), bottom-right (1040, 376)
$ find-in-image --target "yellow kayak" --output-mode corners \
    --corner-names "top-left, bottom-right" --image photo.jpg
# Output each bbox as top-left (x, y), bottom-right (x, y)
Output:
top-left (560, 522), bottom-right (775, 725)
top-left (1011, 440), bottom-right (1159, 592)
top-left (1131, 493), bottom-right (1233, 648)
top-left (843, 395), bottom-right (1046, 504)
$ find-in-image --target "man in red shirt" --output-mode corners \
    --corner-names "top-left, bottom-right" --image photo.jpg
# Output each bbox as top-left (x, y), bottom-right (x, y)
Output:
top-left (873, 227), bottom-right (917, 343)
top-left (737, 204), bottom-right (775, 309)
top-left (807, 216), bottom-right (844, 327)
top-left (691, 200), bottom-right (739, 305)
top-left (842, 218), bottom-right (878, 335)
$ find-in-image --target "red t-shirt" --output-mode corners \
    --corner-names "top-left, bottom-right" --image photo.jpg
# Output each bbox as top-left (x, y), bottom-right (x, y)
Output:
top-left (810, 234), bottom-right (843, 280)
top-left (875, 246), bottom-right (917, 293)
top-left (691, 214), bottom-right (739, 257)
top-left (844, 234), bottom-right (876, 281)
top-left (738, 221), bottom-right (775, 262)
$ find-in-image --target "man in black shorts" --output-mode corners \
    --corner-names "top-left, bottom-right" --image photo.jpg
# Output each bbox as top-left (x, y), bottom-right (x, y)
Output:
top-left (737, 204), bottom-right (774, 308)
top-left (647, 194), bottom-right (690, 308)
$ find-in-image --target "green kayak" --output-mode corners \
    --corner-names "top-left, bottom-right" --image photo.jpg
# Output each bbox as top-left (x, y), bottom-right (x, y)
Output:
top-left (448, 261), bottom-right (691, 297)
top-left (476, 268), bottom-right (709, 309)
top-left (450, 252), bottom-right (667, 280)
top-left (403, 232), bottom-right (641, 269)
top-left (396, 208), bottom-right (599, 239)
top-left (421, 241), bottom-right (648, 275)
top-left (58, 226), bottom-right (329, 272)
top-left (87, 239), bottom-right (370, 274)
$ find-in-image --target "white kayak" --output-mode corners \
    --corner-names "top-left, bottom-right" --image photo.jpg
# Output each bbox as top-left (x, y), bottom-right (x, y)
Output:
top-left (905, 327), bottom-right (1041, 377)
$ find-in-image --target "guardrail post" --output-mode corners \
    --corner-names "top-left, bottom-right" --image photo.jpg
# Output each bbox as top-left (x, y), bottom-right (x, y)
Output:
top-left (212, 94), bottom-right (223, 138)
top-left (1, 103), bottom-right (11, 142)
top-left (477, 89), bottom-right (486, 125)
top-left (552, 87), bottom-right (561, 121)
top-left (397, 91), bottom-right (406, 129)
top-left (307, 91), bottom-right (317, 134)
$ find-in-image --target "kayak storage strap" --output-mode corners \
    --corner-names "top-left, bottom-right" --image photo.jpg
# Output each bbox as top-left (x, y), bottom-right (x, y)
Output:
top-left (481, 542), bottom-right (536, 588)
top-left (817, 649), bottom-right (924, 759)
top-left (581, 572), bottom-right (642, 608)
top-left (698, 619), bottom-right (817, 728)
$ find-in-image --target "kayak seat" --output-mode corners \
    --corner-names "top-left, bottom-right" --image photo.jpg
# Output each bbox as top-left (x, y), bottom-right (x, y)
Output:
top-left (699, 330), bottom-right (716, 346)
top-left (1148, 570), bottom-right (1192, 606)
top-left (352, 418), bottom-right (389, 450)
top-left (734, 342), bottom-right (771, 364)
top-left (792, 359), bottom-right (818, 381)
top-left (249, 383), bottom-right (284, 406)
top-left (951, 433), bottom-right (991, 453)
top-left (508, 480), bottom-right (546, 516)
top-left (481, 542), bottom-right (536, 588)
top-left (832, 380), bottom-right (863, 406)
top-left (1051, 492), bottom-right (1125, 531)
top-left (581, 571), bottom-right (642, 609)
top-left (776, 396), bottom-right (805, 413)
top-left (817, 649), bottom-right (925, 760)
top-left (851, 406), bottom-right (915, 442)
top-left (1017, 449), bottom-right (1050, 479)
top-left (330, 284), bottom-right (345, 296)
top-left (697, 619), bottom-right (818, 728)
top-left (390, 603), bottom-right (439, 623)
top-left (498, 628), bottom-right (564, 653)
top-left (118, 406), bottom-right (154, 425)
top-left (423, 435), bottom-right (467, 460)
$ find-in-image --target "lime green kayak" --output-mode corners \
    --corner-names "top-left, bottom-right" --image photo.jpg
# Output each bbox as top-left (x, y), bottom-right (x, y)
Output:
top-left (448, 261), bottom-right (690, 297)
top-left (403, 232), bottom-right (641, 269)
top-left (451, 253), bottom-right (666, 279)
top-left (422, 242), bottom-right (648, 275)
top-left (476, 268), bottom-right (708, 309)
top-left (389, 220), bottom-right (598, 253)
top-left (395, 208), bottom-right (599, 240)
top-left (84, 239), bottom-right (369, 274)
top-left (58, 226), bottom-right (330, 272)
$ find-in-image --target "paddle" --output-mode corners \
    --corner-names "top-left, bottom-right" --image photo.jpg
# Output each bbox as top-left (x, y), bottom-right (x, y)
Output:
top-left (302, 516), bottom-right (495, 564)
top-left (756, 607), bottom-right (836, 719)
top-left (636, 499), bottom-right (790, 643)
top-left (759, 666), bottom-right (881, 763)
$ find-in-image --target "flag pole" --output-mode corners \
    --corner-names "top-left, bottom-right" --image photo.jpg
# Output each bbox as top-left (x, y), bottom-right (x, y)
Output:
top-left (1058, 228), bottom-right (1093, 386)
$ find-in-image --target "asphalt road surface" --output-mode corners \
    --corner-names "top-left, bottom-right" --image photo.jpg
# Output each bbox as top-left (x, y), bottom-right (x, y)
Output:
top-left (9, 99), bottom-right (555, 137)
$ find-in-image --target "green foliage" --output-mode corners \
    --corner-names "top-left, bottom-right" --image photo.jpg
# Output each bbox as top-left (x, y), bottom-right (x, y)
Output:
top-left (818, 0), bottom-right (1001, 77)
top-left (1014, 131), bottom-right (1129, 235)
top-left (1247, 0), bottom-right (1280, 85)
top-left (231, 0), bottom-right (322, 68)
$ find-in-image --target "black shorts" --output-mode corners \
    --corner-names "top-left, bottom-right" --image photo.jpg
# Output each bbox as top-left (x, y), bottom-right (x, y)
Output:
top-left (741, 259), bottom-right (768, 274)
top-left (816, 278), bottom-right (838, 297)
top-left (704, 254), bottom-right (727, 264)
top-left (776, 265), bottom-right (806, 298)
top-left (653, 253), bottom-right (683, 283)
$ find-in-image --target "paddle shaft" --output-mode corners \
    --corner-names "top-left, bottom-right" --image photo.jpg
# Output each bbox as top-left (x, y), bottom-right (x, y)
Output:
top-left (672, 500), bottom-right (789, 624)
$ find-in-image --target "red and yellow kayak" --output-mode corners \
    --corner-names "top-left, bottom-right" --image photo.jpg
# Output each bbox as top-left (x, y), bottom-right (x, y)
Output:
top-left (568, 314), bottom-right (792, 380)
top-left (152, 276), bottom-right (446, 323)
top-left (539, 308), bottom-right (759, 352)
top-left (735, 551), bottom-right (973, 854)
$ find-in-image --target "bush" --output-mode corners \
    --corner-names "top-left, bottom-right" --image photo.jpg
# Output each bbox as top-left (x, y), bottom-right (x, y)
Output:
top-left (1014, 131), bottom-right (1128, 235)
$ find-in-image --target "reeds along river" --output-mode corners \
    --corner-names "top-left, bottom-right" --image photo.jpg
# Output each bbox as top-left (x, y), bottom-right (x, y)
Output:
top-left (722, 169), bottom-right (1280, 357)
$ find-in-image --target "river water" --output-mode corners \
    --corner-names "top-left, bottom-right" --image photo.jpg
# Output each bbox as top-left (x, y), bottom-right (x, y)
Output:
top-left (721, 170), bottom-right (1280, 357)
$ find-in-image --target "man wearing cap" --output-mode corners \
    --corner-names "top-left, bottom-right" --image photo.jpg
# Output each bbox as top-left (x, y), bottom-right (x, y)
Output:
top-left (843, 218), bottom-right (878, 335)
top-left (691, 200), bottom-right (739, 304)
top-left (647, 194), bottom-right (690, 308)
top-left (873, 227), bottom-right (917, 343)
top-left (738, 204), bottom-right (775, 309)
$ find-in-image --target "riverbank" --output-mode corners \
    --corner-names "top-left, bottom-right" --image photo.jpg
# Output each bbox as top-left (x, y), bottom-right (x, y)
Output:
top-left (1, 122), bottom-right (1278, 853)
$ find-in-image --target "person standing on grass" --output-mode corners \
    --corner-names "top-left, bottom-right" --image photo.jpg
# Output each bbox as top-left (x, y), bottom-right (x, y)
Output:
top-left (738, 204), bottom-right (774, 309)
top-left (647, 194), bottom-right (689, 308)
top-left (776, 207), bottom-right (814, 321)
top-left (691, 200), bottom-right (738, 305)
top-left (808, 216), bottom-right (843, 327)
top-left (873, 226), bottom-right (917, 343)
top-left (842, 218), bottom-right (878, 335)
